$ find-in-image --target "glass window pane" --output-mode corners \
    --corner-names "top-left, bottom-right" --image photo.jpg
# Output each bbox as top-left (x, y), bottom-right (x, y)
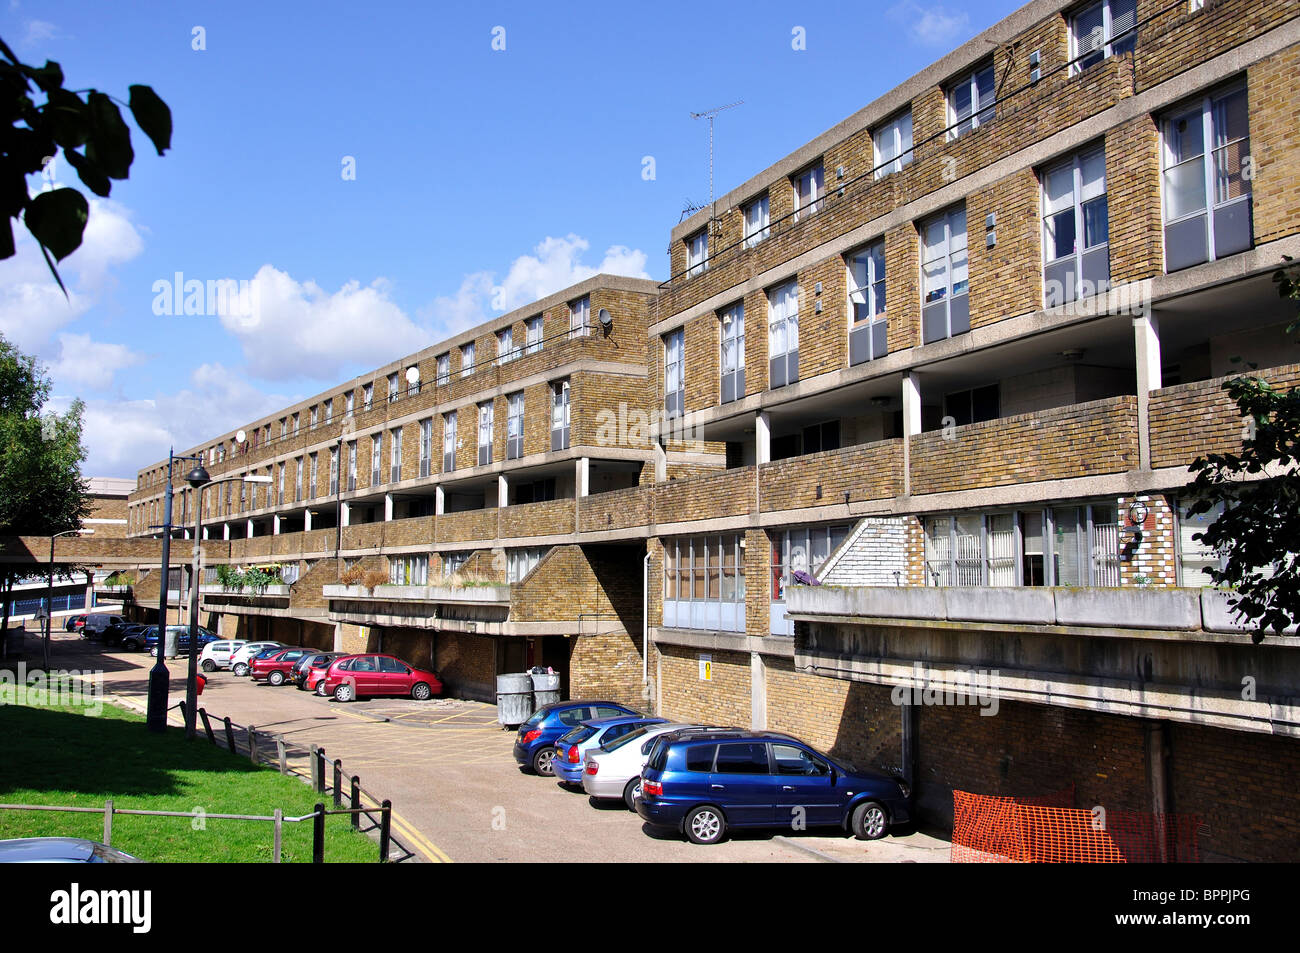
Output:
top-left (1164, 157), bottom-right (1207, 220)
top-left (1045, 164), bottom-right (1075, 214)
top-left (1047, 208), bottom-right (1077, 261)
top-left (1083, 198), bottom-right (1108, 249)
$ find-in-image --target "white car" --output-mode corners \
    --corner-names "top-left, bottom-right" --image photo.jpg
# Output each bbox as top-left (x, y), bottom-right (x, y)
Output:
top-left (581, 722), bottom-right (697, 809)
top-left (199, 640), bottom-right (248, 672)
top-left (228, 641), bottom-right (282, 676)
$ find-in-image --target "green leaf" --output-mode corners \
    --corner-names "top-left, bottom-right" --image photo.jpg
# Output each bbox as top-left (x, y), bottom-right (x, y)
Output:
top-left (63, 148), bottom-right (111, 198)
top-left (44, 88), bottom-right (89, 150)
top-left (85, 90), bottom-right (133, 179)
top-left (128, 84), bottom-right (171, 156)
top-left (24, 186), bottom-right (87, 261)
top-left (21, 59), bottom-right (63, 94)
top-left (0, 216), bottom-right (13, 260)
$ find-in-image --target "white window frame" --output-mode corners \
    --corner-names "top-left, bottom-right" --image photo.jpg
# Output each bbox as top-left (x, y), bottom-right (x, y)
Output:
top-left (461, 342), bottom-right (475, 378)
top-left (664, 329), bottom-right (684, 419)
top-left (419, 418), bottom-right (433, 478)
top-left (443, 411), bottom-right (457, 473)
top-left (371, 434), bottom-right (382, 485)
top-left (526, 316), bottom-right (544, 354)
top-left (347, 440), bottom-right (357, 491)
top-left (295, 457), bottom-right (303, 502)
top-left (329, 446), bottom-right (339, 496)
top-left (323, 399), bottom-right (333, 424)
top-left (363, 383), bottom-right (373, 411)
top-left (792, 164), bottom-right (823, 220)
top-left (387, 372), bottom-right (399, 403)
top-left (569, 296), bottom-right (590, 339)
top-left (507, 391), bottom-right (525, 460)
top-left (847, 239), bottom-right (888, 364)
top-left (767, 280), bottom-right (799, 389)
top-left (720, 302), bottom-right (745, 404)
top-left (947, 64), bottom-right (996, 140)
top-left (551, 379), bottom-right (570, 451)
top-left (390, 427), bottom-right (403, 483)
top-left (686, 229), bottom-right (709, 277)
top-left (436, 353), bottom-right (450, 385)
top-left (1042, 146), bottom-right (1110, 307)
top-left (1070, 0), bottom-right (1138, 75)
top-left (498, 327), bottom-right (516, 363)
top-left (920, 206), bottom-right (970, 344)
top-left (873, 111), bottom-right (914, 179)
top-left (478, 401), bottom-right (494, 466)
top-left (743, 195), bottom-right (770, 248)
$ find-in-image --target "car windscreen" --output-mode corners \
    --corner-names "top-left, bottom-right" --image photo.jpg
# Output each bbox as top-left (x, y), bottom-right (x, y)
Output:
top-left (601, 724), bottom-right (653, 752)
top-left (561, 725), bottom-right (597, 746)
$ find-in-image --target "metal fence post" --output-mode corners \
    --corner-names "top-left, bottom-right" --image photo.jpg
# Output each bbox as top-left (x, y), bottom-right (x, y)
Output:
top-left (248, 725), bottom-right (259, 765)
top-left (224, 716), bottom-right (236, 753)
top-left (350, 776), bottom-right (361, 830)
top-left (273, 808), bottom-right (283, 863)
top-left (103, 799), bottom-right (113, 846)
top-left (312, 803), bottom-right (325, 864)
top-left (277, 738), bottom-right (288, 775)
top-left (199, 708), bottom-right (215, 743)
top-left (332, 759), bottom-right (343, 807)
top-left (314, 747), bottom-right (326, 794)
top-left (379, 799), bottom-right (392, 863)
top-left (178, 699), bottom-right (187, 725)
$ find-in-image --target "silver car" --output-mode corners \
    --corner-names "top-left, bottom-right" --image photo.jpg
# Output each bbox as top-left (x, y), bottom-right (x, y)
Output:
top-left (200, 639), bottom-right (248, 672)
top-left (0, 837), bottom-right (141, 863)
top-left (581, 722), bottom-right (696, 808)
top-left (228, 641), bottom-right (282, 676)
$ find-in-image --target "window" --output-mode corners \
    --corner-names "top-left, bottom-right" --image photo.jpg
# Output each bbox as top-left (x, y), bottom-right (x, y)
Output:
top-left (801, 420), bottom-right (840, 455)
top-left (309, 453), bottom-right (318, 497)
top-left (345, 392), bottom-right (354, 418)
top-left (767, 280), bottom-right (799, 389)
top-left (441, 551), bottom-right (470, 578)
top-left (387, 371), bottom-right (399, 402)
top-left (498, 327), bottom-right (516, 363)
top-left (329, 446), bottom-right (339, 496)
top-left (525, 316), bottom-right (543, 354)
top-left (848, 240), bottom-right (887, 365)
top-left (923, 504), bottom-right (1118, 587)
top-left (1177, 498), bottom-right (1226, 586)
top-left (770, 524), bottom-right (850, 633)
top-left (686, 229), bottom-right (708, 277)
top-left (743, 195), bottom-right (770, 248)
top-left (720, 302), bottom-right (745, 404)
top-left (363, 383), bottom-right (373, 411)
top-left (1043, 147), bottom-right (1110, 307)
top-left (310, 406), bottom-right (318, 429)
top-left (277, 463), bottom-right (285, 505)
top-left (390, 427), bottom-right (403, 482)
top-left (292, 413), bottom-right (299, 435)
top-left (323, 399), bottom-right (333, 424)
top-left (921, 206), bottom-right (970, 343)
top-left (943, 385), bottom-right (999, 427)
top-left (873, 110), bottom-right (914, 178)
top-left (295, 458), bottom-right (303, 501)
top-left (662, 534), bottom-right (746, 632)
top-left (443, 412), bottom-right (457, 472)
top-left (513, 478), bottom-right (555, 504)
top-left (569, 296), bottom-right (590, 339)
top-left (551, 380), bottom-right (570, 451)
top-left (279, 417), bottom-right (287, 439)
top-left (389, 554), bottom-right (429, 587)
top-left (1071, 0), bottom-right (1137, 74)
top-left (478, 401), bottom-right (494, 466)
top-left (507, 392), bottom-right (524, 460)
top-left (948, 64), bottom-right (996, 139)
top-left (792, 164), bottom-right (823, 220)
top-left (664, 329), bottom-right (684, 419)
top-left (715, 743), bottom-right (770, 775)
top-left (371, 434), bottom-right (382, 485)
top-left (461, 342), bottom-right (475, 378)
top-left (1161, 83), bottom-right (1252, 272)
top-left (347, 440), bottom-right (357, 491)
top-left (507, 547), bottom-right (545, 583)
top-left (419, 418), bottom-right (433, 478)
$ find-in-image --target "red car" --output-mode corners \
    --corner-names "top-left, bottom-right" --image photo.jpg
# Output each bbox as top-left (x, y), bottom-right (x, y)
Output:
top-left (321, 653), bottom-right (442, 702)
top-left (250, 647), bottom-right (311, 686)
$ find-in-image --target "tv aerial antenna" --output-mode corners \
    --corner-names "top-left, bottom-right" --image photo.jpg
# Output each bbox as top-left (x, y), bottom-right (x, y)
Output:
top-left (690, 100), bottom-right (744, 222)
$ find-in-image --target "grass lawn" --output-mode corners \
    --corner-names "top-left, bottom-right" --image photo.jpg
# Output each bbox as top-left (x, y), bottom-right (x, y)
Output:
top-left (0, 697), bottom-right (380, 862)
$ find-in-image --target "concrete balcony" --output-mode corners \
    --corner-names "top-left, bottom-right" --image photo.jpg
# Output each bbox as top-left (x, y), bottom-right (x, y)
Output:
top-left (655, 466), bottom-right (756, 528)
top-left (499, 498), bottom-right (575, 540)
top-left (437, 508), bottom-right (497, 544)
top-left (199, 584), bottom-right (291, 598)
top-left (323, 581), bottom-right (510, 632)
top-left (579, 485), bottom-right (651, 533)
top-left (759, 440), bottom-right (903, 513)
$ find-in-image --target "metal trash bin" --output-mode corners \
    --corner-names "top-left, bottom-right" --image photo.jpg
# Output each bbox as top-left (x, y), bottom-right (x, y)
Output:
top-left (530, 670), bottom-right (561, 710)
top-left (496, 672), bottom-right (534, 727)
top-left (163, 626), bottom-right (180, 659)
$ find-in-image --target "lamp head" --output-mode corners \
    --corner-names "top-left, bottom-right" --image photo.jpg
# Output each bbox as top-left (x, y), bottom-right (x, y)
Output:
top-left (185, 465), bottom-right (210, 488)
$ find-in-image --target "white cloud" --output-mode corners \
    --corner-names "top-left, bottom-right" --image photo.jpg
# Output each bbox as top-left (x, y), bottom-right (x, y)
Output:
top-left (492, 234), bottom-right (651, 313)
top-left (219, 264), bottom-right (434, 381)
top-left (22, 19), bottom-right (62, 46)
top-left (888, 2), bottom-right (971, 47)
top-left (48, 332), bottom-right (145, 392)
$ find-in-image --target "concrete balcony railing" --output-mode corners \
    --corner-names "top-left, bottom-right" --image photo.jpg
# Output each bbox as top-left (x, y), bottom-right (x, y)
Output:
top-left (655, 466), bottom-right (755, 524)
top-left (200, 583), bottom-right (291, 598)
top-left (499, 498), bottom-right (575, 539)
top-left (437, 508), bottom-right (497, 544)
top-left (341, 522), bottom-right (385, 551)
top-left (579, 484), bottom-right (651, 533)
top-left (759, 440), bottom-right (903, 512)
top-left (322, 582), bottom-right (509, 605)
top-left (908, 396), bottom-right (1138, 496)
top-left (1149, 363), bottom-right (1300, 470)
top-left (787, 584), bottom-right (1294, 636)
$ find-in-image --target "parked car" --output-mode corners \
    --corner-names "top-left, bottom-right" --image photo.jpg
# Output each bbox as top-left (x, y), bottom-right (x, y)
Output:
top-left (305, 657), bottom-right (347, 696)
top-left (250, 647), bottom-right (312, 685)
top-left (320, 654), bottom-right (443, 702)
top-left (553, 715), bottom-right (669, 787)
top-left (293, 652), bottom-right (345, 690)
top-left (144, 625), bottom-right (219, 656)
top-left (115, 623), bottom-right (149, 648)
top-left (228, 642), bottom-right (283, 676)
top-left (635, 729), bottom-right (912, 845)
top-left (64, 614), bottom-right (87, 633)
top-left (580, 722), bottom-right (708, 808)
top-left (0, 837), bottom-right (141, 863)
top-left (80, 613), bottom-right (127, 644)
top-left (199, 639), bottom-right (248, 672)
top-left (513, 701), bottom-right (642, 777)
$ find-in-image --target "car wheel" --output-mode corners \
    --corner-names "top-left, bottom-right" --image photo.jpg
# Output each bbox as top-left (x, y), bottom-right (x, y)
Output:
top-left (851, 801), bottom-right (889, 841)
top-left (334, 681), bottom-right (354, 703)
top-left (623, 777), bottom-right (641, 811)
top-left (201, 660), bottom-right (216, 673)
top-left (232, 663), bottom-right (248, 677)
top-left (411, 682), bottom-right (432, 701)
top-left (314, 681), bottom-right (327, 696)
top-left (123, 640), bottom-right (139, 652)
top-left (268, 671), bottom-right (285, 686)
top-left (531, 746), bottom-right (557, 776)
top-left (685, 806), bottom-right (726, 845)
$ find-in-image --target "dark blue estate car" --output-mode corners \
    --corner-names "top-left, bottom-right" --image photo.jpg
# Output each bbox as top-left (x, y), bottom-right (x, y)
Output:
top-left (134, 624), bottom-right (219, 655)
top-left (636, 729), bottom-right (911, 844)
top-left (513, 701), bottom-right (640, 776)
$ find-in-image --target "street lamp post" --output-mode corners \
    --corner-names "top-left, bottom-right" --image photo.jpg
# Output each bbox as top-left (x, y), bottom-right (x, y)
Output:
top-left (45, 528), bottom-right (92, 671)
top-left (183, 466), bottom-right (271, 739)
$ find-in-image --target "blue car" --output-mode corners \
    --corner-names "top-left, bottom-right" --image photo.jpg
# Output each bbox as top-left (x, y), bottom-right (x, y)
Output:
top-left (636, 729), bottom-right (911, 845)
top-left (552, 715), bottom-right (668, 785)
top-left (513, 700), bottom-right (640, 776)
top-left (137, 624), bottom-right (219, 656)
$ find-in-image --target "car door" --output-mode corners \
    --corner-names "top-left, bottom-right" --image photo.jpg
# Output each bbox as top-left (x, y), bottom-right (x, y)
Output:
top-left (349, 655), bottom-right (381, 695)
top-left (376, 656), bottom-right (410, 696)
top-left (770, 742), bottom-right (840, 828)
top-left (709, 742), bottom-right (776, 827)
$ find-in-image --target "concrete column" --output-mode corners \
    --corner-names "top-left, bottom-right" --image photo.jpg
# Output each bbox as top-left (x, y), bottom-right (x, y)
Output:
top-left (755, 411), bottom-right (771, 465)
top-left (498, 474), bottom-right (510, 506)
top-left (222, 523), bottom-right (230, 541)
top-left (750, 651), bottom-right (767, 730)
top-left (246, 519), bottom-right (254, 538)
top-left (384, 492), bottom-right (394, 521)
top-left (576, 458), bottom-right (589, 498)
top-left (1145, 720), bottom-right (1171, 862)
top-left (340, 502), bottom-right (351, 527)
top-left (1133, 313), bottom-right (1163, 471)
top-left (901, 702), bottom-right (917, 787)
top-left (654, 442), bottom-right (667, 482)
top-left (332, 621), bottom-right (344, 653)
top-left (303, 509), bottom-right (313, 532)
top-left (202, 525), bottom-right (210, 541)
top-left (435, 486), bottom-right (445, 515)
top-left (902, 371), bottom-right (922, 496)
top-left (273, 514), bottom-right (281, 535)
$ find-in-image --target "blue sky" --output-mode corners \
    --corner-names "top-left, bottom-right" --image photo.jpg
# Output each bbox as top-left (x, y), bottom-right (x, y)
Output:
top-left (1, 0), bottom-right (1023, 477)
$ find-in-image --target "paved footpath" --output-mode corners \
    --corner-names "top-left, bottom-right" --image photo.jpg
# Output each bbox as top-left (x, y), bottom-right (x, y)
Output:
top-left (41, 633), bottom-right (950, 864)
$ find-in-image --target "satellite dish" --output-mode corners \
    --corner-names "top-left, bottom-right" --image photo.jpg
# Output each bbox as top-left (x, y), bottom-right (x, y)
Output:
top-left (598, 308), bottom-right (613, 330)
top-left (406, 366), bottom-right (420, 384)
top-left (235, 429), bottom-right (247, 444)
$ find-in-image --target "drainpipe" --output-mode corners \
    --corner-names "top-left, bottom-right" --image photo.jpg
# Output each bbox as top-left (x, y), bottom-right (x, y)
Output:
top-left (643, 551), bottom-right (651, 707)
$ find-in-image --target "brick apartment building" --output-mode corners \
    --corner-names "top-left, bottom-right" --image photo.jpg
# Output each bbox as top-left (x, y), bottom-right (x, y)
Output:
top-left (118, 0), bottom-right (1300, 860)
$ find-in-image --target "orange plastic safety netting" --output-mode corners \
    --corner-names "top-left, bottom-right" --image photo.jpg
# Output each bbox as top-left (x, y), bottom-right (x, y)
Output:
top-left (952, 788), bottom-right (1202, 863)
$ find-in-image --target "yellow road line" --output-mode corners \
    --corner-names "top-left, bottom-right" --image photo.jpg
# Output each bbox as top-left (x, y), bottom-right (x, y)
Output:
top-left (387, 810), bottom-right (453, 863)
